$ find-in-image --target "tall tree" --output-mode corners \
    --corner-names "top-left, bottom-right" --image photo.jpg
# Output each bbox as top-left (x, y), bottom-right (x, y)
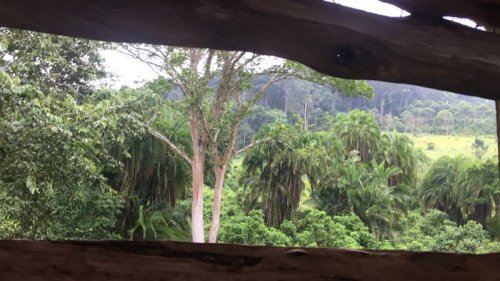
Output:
top-left (378, 132), bottom-right (429, 187)
top-left (436, 110), bottom-right (454, 135)
top-left (335, 109), bottom-right (381, 162)
top-left (456, 159), bottom-right (499, 225)
top-left (121, 45), bottom-right (372, 242)
top-left (347, 161), bottom-right (409, 240)
top-left (419, 156), bottom-right (474, 225)
top-left (241, 122), bottom-right (319, 226)
top-left (120, 46), bottom-right (289, 242)
top-left (112, 92), bottom-right (192, 234)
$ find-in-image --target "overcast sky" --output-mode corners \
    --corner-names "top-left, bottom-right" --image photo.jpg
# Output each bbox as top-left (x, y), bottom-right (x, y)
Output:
top-left (102, 1), bottom-right (408, 88)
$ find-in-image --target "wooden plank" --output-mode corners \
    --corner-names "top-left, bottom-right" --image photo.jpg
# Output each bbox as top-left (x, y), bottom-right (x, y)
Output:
top-left (0, 240), bottom-right (499, 281)
top-left (0, 0), bottom-right (500, 100)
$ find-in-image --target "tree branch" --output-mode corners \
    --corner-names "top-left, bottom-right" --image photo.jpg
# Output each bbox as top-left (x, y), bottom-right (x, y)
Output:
top-left (145, 123), bottom-right (193, 165)
top-left (235, 137), bottom-right (271, 154)
top-left (117, 47), bottom-right (164, 76)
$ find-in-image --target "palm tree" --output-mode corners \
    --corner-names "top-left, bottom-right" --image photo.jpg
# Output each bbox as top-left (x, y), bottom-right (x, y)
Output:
top-left (117, 104), bottom-right (192, 234)
top-left (377, 131), bottom-right (429, 187)
top-left (310, 134), bottom-right (353, 216)
top-left (335, 110), bottom-right (381, 162)
top-left (241, 122), bottom-right (318, 226)
top-left (347, 160), bottom-right (409, 239)
top-left (419, 156), bottom-right (474, 225)
top-left (456, 159), bottom-right (499, 225)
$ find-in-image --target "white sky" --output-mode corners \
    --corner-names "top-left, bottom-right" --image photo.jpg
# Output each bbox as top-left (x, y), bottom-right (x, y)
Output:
top-left (334, 0), bottom-right (408, 17)
top-left (102, 49), bottom-right (157, 88)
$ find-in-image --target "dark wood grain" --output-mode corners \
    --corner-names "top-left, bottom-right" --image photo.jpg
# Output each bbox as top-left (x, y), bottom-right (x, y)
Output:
top-left (0, 240), bottom-right (499, 281)
top-left (0, 0), bottom-right (499, 100)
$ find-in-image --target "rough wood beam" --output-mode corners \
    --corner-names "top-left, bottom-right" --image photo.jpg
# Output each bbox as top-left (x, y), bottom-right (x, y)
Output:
top-left (1, 0), bottom-right (500, 100)
top-left (381, 0), bottom-right (500, 29)
top-left (0, 240), bottom-right (500, 280)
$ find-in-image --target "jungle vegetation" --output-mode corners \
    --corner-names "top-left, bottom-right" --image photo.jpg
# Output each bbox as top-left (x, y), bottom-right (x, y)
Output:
top-left (0, 29), bottom-right (499, 253)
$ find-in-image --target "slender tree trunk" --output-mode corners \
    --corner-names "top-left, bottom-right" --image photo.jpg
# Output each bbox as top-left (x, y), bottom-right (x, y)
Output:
top-left (284, 87), bottom-right (289, 115)
top-left (303, 101), bottom-right (308, 130)
top-left (191, 152), bottom-right (205, 243)
top-left (388, 93), bottom-right (393, 116)
top-left (208, 120), bottom-right (240, 243)
top-left (189, 110), bottom-right (206, 243)
top-left (496, 100), bottom-right (500, 176)
top-left (380, 98), bottom-right (385, 117)
top-left (495, 195), bottom-right (500, 217)
top-left (208, 165), bottom-right (228, 243)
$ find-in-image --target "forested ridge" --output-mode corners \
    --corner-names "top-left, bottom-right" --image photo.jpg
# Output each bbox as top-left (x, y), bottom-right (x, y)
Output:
top-left (236, 79), bottom-right (497, 146)
top-left (0, 29), bottom-right (499, 253)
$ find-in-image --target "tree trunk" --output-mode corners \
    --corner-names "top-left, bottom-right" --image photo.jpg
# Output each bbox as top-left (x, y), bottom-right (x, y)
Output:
top-left (284, 87), bottom-right (289, 115)
top-left (191, 152), bottom-right (205, 243)
top-left (303, 101), bottom-right (308, 130)
top-left (496, 100), bottom-right (500, 176)
top-left (208, 119), bottom-right (240, 243)
top-left (189, 110), bottom-right (206, 243)
top-left (380, 97), bottom-right (385, 117)
top-left (208, 166), bottom-right (228, 243)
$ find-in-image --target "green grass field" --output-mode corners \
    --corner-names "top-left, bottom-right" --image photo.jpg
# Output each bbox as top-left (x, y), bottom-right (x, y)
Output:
top-left (232, 134), bottom-right (498, 167)
top-left (406, 134), bottom-right (498, 161)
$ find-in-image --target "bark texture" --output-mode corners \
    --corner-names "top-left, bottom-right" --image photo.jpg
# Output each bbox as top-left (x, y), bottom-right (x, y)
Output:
top-left (191, 153), bottom-right (205, 243)
top-left (190, 111), bottom-right (206, 243)
top-left (0, 0), bottom-right (500, 99)
top-left (208, 166), bottom-right (227, 243)
top-left (1, 240), bottom-right (500, 281)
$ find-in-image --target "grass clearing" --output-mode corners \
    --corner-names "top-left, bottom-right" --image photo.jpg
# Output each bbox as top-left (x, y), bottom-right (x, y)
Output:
top-left (406, 134), bottom-right (498, 161)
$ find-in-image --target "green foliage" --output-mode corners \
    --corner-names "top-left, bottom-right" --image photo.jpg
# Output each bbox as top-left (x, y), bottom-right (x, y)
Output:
top-left (420, 156), bottom-right (499, 225)
top-left (115, 93), bottom-right (192, 232)
top-left (335, 110), bottom-right (380, 162)
top-left (1, 30), bottom-right (498, 254)
top-left (292, 210), bottom-right (372, 249)
top-left (393, 210), bottom-right (494, 253)
top-left (241, 122), bottom-right (320, 226)
top-left (128, 202), bottom-right (191, 241)
top-left (282, 61), bottom-right (373, 98)
top-left (218, 206), bottom-right (377, 249)
top-left (0, 28), bottom-right (106, 97)
top-left (345, 161), bottom-right (410, 239)
top-left (0, 72), bottom-right (144, 239)
top-left (218, 210), bottom-right (292, 246)
top-left (378, 131), bottom-right (428, 187)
